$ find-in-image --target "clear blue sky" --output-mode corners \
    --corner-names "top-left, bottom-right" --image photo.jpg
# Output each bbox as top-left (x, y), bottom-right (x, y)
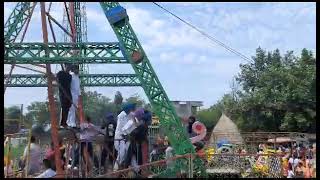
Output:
top-left (4, 2), bottom-right (316, 112)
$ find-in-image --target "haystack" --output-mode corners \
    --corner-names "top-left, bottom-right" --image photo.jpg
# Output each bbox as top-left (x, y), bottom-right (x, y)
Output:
top-left (209, 113), bottom-right (243, 145)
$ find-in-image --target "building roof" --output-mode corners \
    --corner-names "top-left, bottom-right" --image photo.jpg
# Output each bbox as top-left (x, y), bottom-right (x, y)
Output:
top-left (171, 101), bottom-right (203, 106)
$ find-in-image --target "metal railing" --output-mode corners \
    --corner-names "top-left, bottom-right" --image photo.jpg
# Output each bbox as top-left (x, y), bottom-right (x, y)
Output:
top-left (4, 131), bottom-right (316, 178)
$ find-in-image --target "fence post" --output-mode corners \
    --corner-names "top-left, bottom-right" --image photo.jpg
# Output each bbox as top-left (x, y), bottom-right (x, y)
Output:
top-left (70, 141), bottom-right (73, 178)
top-left (65, 140), bottom-right (69, 178)
top-left (273, 134), bottom-right (276, 150)
top-left (279, 156), bottom-right (283, 178)
top-left (85, 141), bottom-right (88, 178)
top-left (190, 150), bottom-right (193, 178)
top-left (99, 143), bottom-right (102, 176)
top-left (25, 129), bottom-right (32, 178)
top-left (5, 136), bottom-right (12, 178)
top-left (79, 142), bottom-right (82, 177)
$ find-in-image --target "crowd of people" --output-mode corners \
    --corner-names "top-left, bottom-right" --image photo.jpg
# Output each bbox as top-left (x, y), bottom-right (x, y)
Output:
top-left (254, 141), bottom-right (316, 178)
top-left (4, 103), bottom-right (155, 178)
top-left (280, 143), bottom-right (317, 178)
top-left (4, 104), bottom-right (316, 179)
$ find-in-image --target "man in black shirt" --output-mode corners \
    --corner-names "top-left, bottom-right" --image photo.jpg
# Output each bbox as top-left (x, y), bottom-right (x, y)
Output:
top-left (101, 112), bottom-right (117, 170)
top-left (187, 116), bottom-right (196, 138)
top-left (56, 64), bottom-right (72, 128)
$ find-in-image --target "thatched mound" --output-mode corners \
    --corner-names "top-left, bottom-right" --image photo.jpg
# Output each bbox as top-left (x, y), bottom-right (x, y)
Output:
top-left (209, 113), bottom-right (243, 145)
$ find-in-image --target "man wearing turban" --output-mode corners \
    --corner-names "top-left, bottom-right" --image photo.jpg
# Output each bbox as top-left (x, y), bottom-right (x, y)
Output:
top-left (113, 103), bottom-right (136, 170)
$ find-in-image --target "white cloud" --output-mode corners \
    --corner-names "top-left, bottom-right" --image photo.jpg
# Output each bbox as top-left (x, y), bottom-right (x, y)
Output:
top-left (161, 2), bottom-right (209, 6)
top-left (3, 2), bottom-right (316, 109)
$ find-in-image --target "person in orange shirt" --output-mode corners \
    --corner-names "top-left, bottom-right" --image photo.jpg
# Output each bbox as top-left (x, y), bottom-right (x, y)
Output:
top-left (282, 157), bottom-right (289, 178)
top-left (303, 160), bottom-right (314, 178)
top-left (4, 156), bottom-right (14, 178)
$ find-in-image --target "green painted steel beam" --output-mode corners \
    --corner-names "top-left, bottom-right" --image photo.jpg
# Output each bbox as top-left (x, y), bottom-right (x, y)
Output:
top-left (4, 2), bottom-right (35, 43)
top-left (101, 1), bottom-right (193, 156)
top-left (4, 74), bottom-right (140, 87)
top-left (4, 42), bottom-right (127, 64)
top-left (100, 3), bottom-right (206, 177)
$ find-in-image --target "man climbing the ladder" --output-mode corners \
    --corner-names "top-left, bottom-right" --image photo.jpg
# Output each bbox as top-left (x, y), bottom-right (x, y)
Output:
top-left (56, 64), bottom-right (72, 128)
top-left (67, 65), bottom-right (81, 128)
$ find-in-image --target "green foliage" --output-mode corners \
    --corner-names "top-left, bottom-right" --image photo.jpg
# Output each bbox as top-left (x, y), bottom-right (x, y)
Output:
top-left (25, 102), bottom-right (51, 126)
top-left (15, 91), bottom-right (148, 128)
top-left (125, 94), bottom-right (146, 108)
top-left (197, 107), bottom-right (221, 130)
top-left (82, 91), bottom-right (114, 125)
top-left (4, 106), bottom-right (22, 134)
top-left (5, 48), bottom-right (315, 134)
top-left (230, 48), bottom-right (315, 132)
top-left (198, 48), bottom-right (315, 133)
top-left (4, 106), bottom-right (21, 119)
top-left (114, 91), bottom-right (123, 113)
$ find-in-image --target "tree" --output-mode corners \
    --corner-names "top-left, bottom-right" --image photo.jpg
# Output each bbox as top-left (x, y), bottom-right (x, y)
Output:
top-left (4, 106), bottom-right (21, 120)
top-left (197, 106), bottom-right (222, 131)
top-left (233, 47), bottom-right (316, 132)
top-left (4, 106), bottom-right (22, 134)
top-left (82, 91), bottom-right (115, 125)
top-left (25, 102), bottom-right (51, 126)
top-left (114, 91), bottom-right (123, 114)
top-left (17, 90), bottom-right (149, 129)
top-left (125, 94), bottom-right (146, 108)
top-left (199, 47), bottom-right (315, 133)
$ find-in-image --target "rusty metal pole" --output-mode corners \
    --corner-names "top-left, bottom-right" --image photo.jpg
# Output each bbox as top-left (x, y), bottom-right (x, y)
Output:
top-left (40, 2), bottom-right (63, 177)
top-left (69, 2), bottom-right (76, 42)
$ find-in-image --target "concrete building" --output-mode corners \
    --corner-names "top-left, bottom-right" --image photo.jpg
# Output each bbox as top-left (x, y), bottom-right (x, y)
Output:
top-left (171, 101), bottom-right (203, 119)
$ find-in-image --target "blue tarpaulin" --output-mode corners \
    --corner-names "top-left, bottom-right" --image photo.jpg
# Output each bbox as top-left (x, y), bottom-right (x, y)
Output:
top-left (216, 139), bottom-right (230, 148)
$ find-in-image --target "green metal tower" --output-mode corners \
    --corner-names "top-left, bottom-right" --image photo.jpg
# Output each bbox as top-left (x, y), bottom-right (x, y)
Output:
top-left (4, 2), bottom-right (206, 177)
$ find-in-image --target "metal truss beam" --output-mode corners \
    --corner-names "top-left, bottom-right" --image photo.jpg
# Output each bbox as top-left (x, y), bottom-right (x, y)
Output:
top-left (4, 74), bottom-right (140, 87)
top-left (100, 2), bottom-right (206, 176)
top-left (4, 42), bottom-right (127, 64)
top-left (4, 2), bottom-right (35, 43)
top-left (101, 2), bottom-right (193, 155)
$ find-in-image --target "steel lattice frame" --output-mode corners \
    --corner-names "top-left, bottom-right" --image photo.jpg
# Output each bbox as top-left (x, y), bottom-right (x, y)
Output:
top-left (4, 2), bottom-right (35, 43)
top-left (5, 74), bottom-right (140, 87)
top-left (4, 42), bottom-right (127, 64)
top-left (4, 2), bottom-right (206, 177)
top-left (100, 2), bottom-right (206, 176)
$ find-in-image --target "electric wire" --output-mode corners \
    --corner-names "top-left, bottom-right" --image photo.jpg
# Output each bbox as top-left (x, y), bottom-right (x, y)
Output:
top-left (152, 2), bottom-right (253, 63)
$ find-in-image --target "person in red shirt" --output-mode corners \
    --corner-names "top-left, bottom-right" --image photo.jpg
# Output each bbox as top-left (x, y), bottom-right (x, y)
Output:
top-left (44, 140), bottom-right (65, 171)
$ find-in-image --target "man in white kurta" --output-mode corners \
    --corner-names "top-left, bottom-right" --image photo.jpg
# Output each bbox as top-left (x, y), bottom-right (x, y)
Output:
top-left (121, 115), bottom-right (141, 173)
top-left (113, 104), bottom-right (136, 171)
top-left (67, 65), bottom-right (81, 128)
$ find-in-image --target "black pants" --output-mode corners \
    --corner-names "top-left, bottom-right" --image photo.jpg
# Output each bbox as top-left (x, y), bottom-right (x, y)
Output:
top-left (124, 141), bottom-right (143, 168)
top-left (101, 141), bottom-right (116, 167)
top-left (60, 95), bottom-right (71, 126)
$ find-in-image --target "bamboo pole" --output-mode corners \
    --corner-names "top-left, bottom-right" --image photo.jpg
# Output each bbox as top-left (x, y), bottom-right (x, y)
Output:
top-left (25, 129), bottom-right (32, 177)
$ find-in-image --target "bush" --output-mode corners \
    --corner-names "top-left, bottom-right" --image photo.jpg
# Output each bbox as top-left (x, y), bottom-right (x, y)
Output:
top-left (197, 108), bottom-right (222, 130)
